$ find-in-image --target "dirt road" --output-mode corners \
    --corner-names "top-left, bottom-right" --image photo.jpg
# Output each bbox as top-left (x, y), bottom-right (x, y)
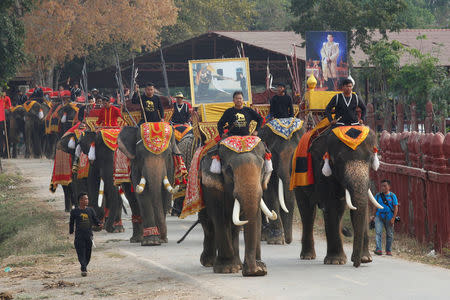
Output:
top-left (1, 159), bottom-right (449, 299)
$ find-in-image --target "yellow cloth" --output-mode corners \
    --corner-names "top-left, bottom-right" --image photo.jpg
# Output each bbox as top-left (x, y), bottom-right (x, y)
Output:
top-left (23, 101), bottom-right (37, 112)
top-left (100, 129), bottom-right (121, 151)
top-left (331, 125), bottom-right (370, 150)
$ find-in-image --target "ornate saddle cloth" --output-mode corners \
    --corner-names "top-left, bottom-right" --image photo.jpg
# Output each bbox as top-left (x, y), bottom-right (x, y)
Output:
top-left (23, 100), bottom-right (37, 112)
top-left (100, 128), bottom-right (121, 151)
top-left (50, 149), bottom-right (72, 190)
top-left (77, 152), bottom-right (90, 179)
top-left (173, 124), bottom-right (193, 142)
top-left (220, 136), bottom-right (261, 153)
top-left (140, 122), bottom-right (173, 154)
top-left (113, 149), bottom-right (130, 185)
top-left (45, 104), bottom-right (62, 134)
top-left (266, 118), bottom-right (304, 140)
top-left (332, 125), bottom-right (370, 150)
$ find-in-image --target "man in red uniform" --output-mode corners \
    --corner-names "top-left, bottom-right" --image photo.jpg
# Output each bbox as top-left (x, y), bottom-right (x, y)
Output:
top-left (96, 96), bottom-right (122, 127)
top-left (0, 91), bottom-right (12, 158)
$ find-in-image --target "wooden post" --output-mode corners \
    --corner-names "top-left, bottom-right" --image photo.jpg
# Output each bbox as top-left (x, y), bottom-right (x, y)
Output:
top-left (411, 103), bottom-right (418, 132)
top-left (396, 102), bottom-right (404, 133)
top-left (425, 100), bottom-right (433, 133)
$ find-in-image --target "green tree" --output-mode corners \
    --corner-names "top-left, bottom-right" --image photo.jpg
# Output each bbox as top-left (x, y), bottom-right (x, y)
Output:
top-left (0, 0), bottom-right (33, 86)
top-left (397, 0), bottom-right (436, 28)
top-left (250, 0), bottom-right (294, 30)
top-left (289, 0), bottom-right (408, 51)
top-left (160, 0), bottom-right (256, 46)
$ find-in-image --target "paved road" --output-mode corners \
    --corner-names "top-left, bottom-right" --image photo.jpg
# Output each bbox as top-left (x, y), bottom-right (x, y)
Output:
top-left (6, 159), bottom-right (450, 299)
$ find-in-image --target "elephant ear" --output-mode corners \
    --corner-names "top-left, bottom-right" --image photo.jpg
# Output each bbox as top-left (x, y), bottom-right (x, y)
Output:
top-left (118, 126), bottom-right (138, 159)
top-left (169, 132), bottom-right (182, 155)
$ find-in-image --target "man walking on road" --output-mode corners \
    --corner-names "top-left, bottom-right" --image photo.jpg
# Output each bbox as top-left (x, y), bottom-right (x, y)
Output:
top-left (371, 179), bottom-right (398, 256)
top-left (70, 193), bottom-right (101, 276)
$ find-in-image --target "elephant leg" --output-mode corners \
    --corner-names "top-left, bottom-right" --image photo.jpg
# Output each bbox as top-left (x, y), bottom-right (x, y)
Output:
top-left (323, 195), bottom-right (347, 265)
top-left (350, 201), bottom-right (370, 267)
top-left (102, 174), bottom-right (120, 233)
top-left (137, 190), bottom-right (161, 246)
top-left (123, 183), bottom-right (142, 243)
top-left (264, 173), bottom-right (284, 245)
top-left (199, 208), bottom-right (215, 267)
top-left (62, 185), bottom-right (72, 212)
top-left (231, 222), bottom-right (242, 268)
top-left (32, 125), bottom-right (42, 158)
top-left (208, 190), bottom-right (239, 273)
top-left (360, 207), bottom-right (372, 264)
top-left (113, 190), bottom-right (125, 233)
top-left (87, 165), bottom-right (102, 219)
top-left (295, 187), bottom-right (317, 260)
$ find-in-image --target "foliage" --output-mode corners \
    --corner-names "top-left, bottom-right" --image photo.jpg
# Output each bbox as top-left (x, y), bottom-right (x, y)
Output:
top-left (289, 0), bottom-right (408, 51)
top-left (0, 0), bottom-right (33, 87)
top-left (397, 0), bottom-right (436, 28)
top-left (160, 0), bottom-right (256, 46)
top-left (250, 0), bottom-right (294, 31)
top-left (23, 0), bottom-right (178, 85)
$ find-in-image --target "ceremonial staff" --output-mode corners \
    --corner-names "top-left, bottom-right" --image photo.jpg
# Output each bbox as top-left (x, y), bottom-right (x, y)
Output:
top-left (3, 119), bottom-right (10, 159)
top-left (114, 51), bottom-right (138, 126)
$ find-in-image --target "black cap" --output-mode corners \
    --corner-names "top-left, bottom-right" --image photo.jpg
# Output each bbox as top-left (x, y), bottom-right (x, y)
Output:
top-left (276, 83), bottom-right (286, 88)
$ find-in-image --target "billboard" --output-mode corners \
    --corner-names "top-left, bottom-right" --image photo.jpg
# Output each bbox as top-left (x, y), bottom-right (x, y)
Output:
top-left (305, 31), bottom-right (348, 91)
top-left (188, 58), bottom-right (252, 106)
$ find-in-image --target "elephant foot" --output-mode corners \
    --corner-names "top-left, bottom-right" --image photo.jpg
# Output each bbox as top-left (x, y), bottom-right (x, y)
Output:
top-left (141, 235), bottom-right (161, 246)
top-left (200, 252), bottom-right (215, 267)
top-left (159, 237), bottom-right (168, 243)
top-left (284, 235), bottom-right (293, 245)
top-left (242, 260), bottom-right (267, 277)
top-left (300, 249), bottom-right (316, 260)
top-left (324, 253), bottom-right (347, 265)
top-left (130, 235), bottom-right (143, 243)
top-left (213, 263), bottom-right (240, 274)
top-left (352, 252), bottom-right (372, 265)
top-left (113, 225), bottom-right (125, 233)
top-left (266, 228), bottom-right (284, 245)
top-left (64, 208), bottom-right (71, 213)
top-left (92, 225), bottom-right (102, 232)
top-left (105, 225), bottom-right (115, 233)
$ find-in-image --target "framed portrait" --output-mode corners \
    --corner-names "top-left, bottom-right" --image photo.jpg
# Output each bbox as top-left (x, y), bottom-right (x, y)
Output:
top-left (305, 31), bottom-right (348, 91)
top-left (188, 57), bottom-right (252, 106)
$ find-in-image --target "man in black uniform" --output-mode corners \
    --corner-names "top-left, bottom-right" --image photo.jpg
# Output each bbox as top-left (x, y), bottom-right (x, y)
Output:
top-left (132, 82), bottom-right (164, 124)
top-left (217, 91), bottom-right (262, 137)
top-left (325, 78), bottom-right (366, 126)
top-left (171, 92), bottom-right (191, 124)
top-left (14, 90), bottom-right (28, 106)
top-left (69, 192), bottom-right (101, 277)
top-left (269, 83), bottom-right (294, 120)
top-left (70, 83), bottom-right (82, 102)
top-left (30, 84), bottom-right (44, 102)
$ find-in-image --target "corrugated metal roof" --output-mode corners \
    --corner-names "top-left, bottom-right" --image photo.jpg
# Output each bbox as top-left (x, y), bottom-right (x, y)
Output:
top-left (212, 29), bottom-right (450, 67)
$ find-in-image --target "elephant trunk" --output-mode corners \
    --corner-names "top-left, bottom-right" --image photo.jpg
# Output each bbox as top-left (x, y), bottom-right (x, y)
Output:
top-left (344, 161), bottom-right (370, 268)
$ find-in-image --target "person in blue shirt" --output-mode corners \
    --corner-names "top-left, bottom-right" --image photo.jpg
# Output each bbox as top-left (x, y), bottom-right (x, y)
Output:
top-left (370, 179), bottom-right (398, 256)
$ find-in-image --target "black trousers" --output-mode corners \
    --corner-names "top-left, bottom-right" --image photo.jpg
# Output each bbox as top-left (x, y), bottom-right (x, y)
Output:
top-left (74, 237), bottom-right (92, 272)
top-left (0, 121), bottom-right (6, 158)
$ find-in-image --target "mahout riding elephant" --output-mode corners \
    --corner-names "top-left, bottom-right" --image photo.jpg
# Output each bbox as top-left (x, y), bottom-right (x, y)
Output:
top-left (198, 136), bottom-right (275, 276)
top-left (7, 106), bottom-right (26, 158)
top-left (78, 129), bottom-right (125, 233)
top-left (259, 118), bottom-right (305, 244)
top-left (23, 100), bottom-right (50, 158)
top-left (294, 126), bottom-right (381, 267)
top-left (118, 122), bottom-right (182, 246)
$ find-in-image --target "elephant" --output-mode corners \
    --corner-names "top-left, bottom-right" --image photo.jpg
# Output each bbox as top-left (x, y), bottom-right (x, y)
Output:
top-left (6, 107), bottom-right (26, 158)
top-left (43, 101), bottom-right (79, 159)
top-left (259, 119), bottom-right (305, 244)
top-left (118, 123), bottom-right (182, 246)
top-left (78, 130), bottom-right (125, 233)
top-left (294, 127), bottom-right (381, 267)
top-left (198, 136), bottom-right (274, 276)
top-left (23, 100), bottom-right (50, 158)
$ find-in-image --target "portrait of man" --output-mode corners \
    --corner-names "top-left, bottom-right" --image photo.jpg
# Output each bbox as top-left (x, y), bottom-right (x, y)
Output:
top-left (320, 34), bottom-right (340, 90)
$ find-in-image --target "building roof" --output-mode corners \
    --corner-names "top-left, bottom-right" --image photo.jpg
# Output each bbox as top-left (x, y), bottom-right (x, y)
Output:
top-left (212, 29), bottom-right (450, 67)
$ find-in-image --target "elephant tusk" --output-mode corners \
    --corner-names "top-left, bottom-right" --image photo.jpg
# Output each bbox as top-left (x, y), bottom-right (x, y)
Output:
top-left (278, 178), bottom-right (289, 213)
top-left (260, 198), bottom-right (277, 220)
top-left (68, 137), bottom-right (76, 149)
top-left (88, 143), bottom-right (96, 161)
top-left (232, 199), bottom-right (248, 226)
top-left (119, 188), bottom-right (130, 207)
top-left (136, 177), bottom-right (146, 194)
top-left (98, 178), bottom-right (104, 207)
top-left (345, 189), bottom-right (357, 210)
top-left (163, 176), bottom-right (180, 194)
top-left (368, 189), bottom-right (384, 209)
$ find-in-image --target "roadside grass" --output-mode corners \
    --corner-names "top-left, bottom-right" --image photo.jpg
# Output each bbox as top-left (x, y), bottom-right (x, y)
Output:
top-left (0, 173), bottom-right (71, 262)
top-left (292, 202), bottom-right (449, 268)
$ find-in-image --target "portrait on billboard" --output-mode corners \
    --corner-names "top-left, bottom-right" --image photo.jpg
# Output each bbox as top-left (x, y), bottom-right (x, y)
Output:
top-left (189, 58), bottom-right (252, 106)
top-left (305, 31), bottom-right (348, 91)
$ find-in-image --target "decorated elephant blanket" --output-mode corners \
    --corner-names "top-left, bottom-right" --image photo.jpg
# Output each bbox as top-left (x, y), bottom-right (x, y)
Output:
top-left (180, 137), bottom-right (219, 219)
top-left (50, 149), bottom-right (72, 191)
top-left (220, 136), bottom-right (261, 153)
top-left (332, 125), bottom-right (370, 150)
top-left (266, 118), bottom-right (304, 140)
top-left (23, 100), bottom-right (38, 112)
top-left (45, 104), bottom-right (62, 134)
top-left (77, 152), bottom-right (90, 179)
top-left (290, 117), bottom-right (330, 189)
top-left (173, 124), bottom-right (193, 142)
top-left (140, 122), bottom-right (173, 154)
top-left (100, 128), bottom-right (121, 151)
top-left (113, 149), bottom-right (131, 185)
